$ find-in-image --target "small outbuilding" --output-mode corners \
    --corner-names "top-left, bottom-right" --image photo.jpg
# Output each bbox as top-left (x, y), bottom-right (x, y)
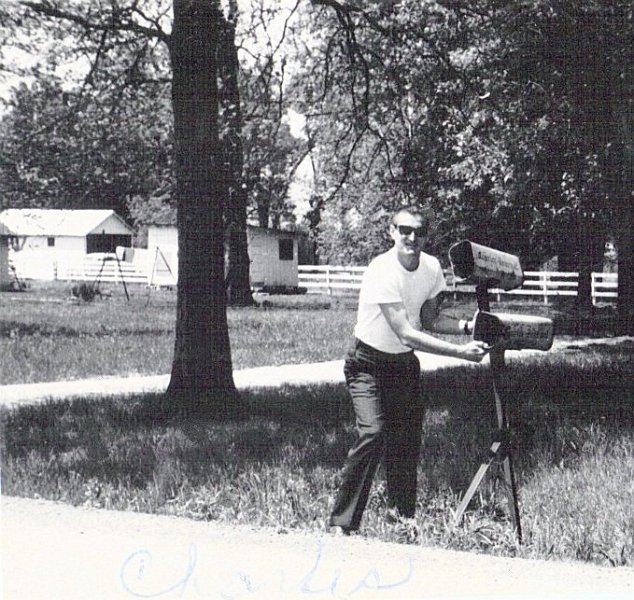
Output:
top-left (0, 209), bottom-right (133, 281)
top-left (146, 224), bottom-right (300, 289)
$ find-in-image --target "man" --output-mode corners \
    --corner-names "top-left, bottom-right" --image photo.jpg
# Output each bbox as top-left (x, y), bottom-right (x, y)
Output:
top-left (329, 205), bottom-right (489, 536)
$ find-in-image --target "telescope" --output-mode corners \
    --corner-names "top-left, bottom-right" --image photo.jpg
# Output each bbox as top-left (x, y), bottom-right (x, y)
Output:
top-left (450, 241), bottom-right (555, 544)
top-left (449, 240), bottom-right (524, 291)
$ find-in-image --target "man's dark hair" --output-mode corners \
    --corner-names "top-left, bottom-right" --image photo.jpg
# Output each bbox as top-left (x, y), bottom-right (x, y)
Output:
top-left (391, 204), bottom-right (435, 226)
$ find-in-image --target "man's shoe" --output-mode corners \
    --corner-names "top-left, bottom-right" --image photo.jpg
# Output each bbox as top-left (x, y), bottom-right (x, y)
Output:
top-left (328, 524), bottom-right (351, 536)
top-left (386, 508), bottom-right (420, 543)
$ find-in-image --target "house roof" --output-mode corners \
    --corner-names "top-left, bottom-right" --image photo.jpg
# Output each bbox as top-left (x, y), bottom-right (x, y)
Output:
top-left (149, 223), bottom-right (302, 237)
top-left (0, 209), bottom-right (132, 237)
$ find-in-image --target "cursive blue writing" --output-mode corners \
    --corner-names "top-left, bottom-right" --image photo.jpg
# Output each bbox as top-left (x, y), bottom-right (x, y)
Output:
top-left (121, 544), bottom-right (198, 598)
top-left (120, 538), bottom-right (413, 599)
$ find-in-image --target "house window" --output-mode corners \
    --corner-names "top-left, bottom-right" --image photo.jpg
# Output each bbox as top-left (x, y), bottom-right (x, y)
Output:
top-left (278, 238), bottom-right (294, 261)
top-left (47, 237), bottom-right (55, 247)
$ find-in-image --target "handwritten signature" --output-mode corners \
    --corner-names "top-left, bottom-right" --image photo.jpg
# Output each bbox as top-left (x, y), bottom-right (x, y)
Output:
top-left (120, 538), bottom-right (413, 599)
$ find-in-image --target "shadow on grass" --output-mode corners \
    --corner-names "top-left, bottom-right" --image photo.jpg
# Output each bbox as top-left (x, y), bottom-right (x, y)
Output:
top-left (2, 343), bottom-right (633, 564)
top-left (422, 343), bottom-right (634, 486)
top-left (0, 383), bottom-right (356, 497)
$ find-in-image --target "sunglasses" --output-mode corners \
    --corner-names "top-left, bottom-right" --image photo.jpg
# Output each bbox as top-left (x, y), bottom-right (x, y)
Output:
top-left (394, 224), bottom-right (427, 238)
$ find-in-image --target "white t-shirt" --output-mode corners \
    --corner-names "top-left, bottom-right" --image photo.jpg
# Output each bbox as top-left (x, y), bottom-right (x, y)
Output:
top-left (353, 247), bottom-right (447, 354)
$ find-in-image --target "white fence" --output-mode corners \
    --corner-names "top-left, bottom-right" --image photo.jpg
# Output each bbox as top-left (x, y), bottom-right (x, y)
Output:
top-left (298, 265), bottom-right (618, 305)
top-left (9, 252), bottom-right (151, 286)
top-left (8, 252), bottom-right (619, 304)
top-left (57, 253), bottom-right (150, 285)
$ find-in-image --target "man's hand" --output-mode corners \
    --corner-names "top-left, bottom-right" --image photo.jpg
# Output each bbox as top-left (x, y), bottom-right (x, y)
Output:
top-left (468, 312), bottom-right (478, 335)
top-left (458, 340), bottom-right (490, 362)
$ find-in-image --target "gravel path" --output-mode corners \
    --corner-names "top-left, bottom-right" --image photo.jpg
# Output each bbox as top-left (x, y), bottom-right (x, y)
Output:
top-left (2, 336), bottom-right (631, 408)
top-left (2, 336), bottom-right (633, 599)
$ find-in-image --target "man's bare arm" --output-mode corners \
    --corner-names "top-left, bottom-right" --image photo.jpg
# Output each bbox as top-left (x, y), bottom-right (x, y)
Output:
top-left (380, 302), bottom-right (488, 362)
top-left (419, 294), bottom-right (474, 335)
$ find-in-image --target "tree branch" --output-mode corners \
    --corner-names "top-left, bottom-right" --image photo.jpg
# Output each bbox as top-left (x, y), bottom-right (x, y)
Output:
top-left (19, 0), bottom-right (171, 44)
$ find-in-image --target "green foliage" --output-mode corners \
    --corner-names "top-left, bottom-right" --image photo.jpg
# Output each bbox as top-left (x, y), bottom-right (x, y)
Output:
top-left (293, 1), bottom-right (629, 272)
top-left (293, 1), bottom-right (514, 262)
top-left (0, 1), bottom-right (174, 218)
top-left (236, 0), bottom-right (312, 229)
top-left (0, 0), bottom-right (309, 230)
top-left (0, 70), bottom-right (173, 220)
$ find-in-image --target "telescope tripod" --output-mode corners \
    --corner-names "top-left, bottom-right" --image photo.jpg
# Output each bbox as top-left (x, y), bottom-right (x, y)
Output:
top-left (454, 284), bottom-right (522, 543)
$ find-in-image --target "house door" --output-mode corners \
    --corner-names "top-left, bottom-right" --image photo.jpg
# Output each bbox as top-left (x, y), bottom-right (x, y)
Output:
top-left (86, 234), bottom-right (132, 253)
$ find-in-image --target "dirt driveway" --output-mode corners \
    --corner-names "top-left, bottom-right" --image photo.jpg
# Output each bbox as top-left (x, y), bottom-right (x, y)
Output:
top-left (3, 495), bottom-right (633, 600)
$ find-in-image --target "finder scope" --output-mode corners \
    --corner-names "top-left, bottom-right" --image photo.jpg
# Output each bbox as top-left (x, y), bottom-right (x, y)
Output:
top-left (449, 241), bottom-right (524, 291)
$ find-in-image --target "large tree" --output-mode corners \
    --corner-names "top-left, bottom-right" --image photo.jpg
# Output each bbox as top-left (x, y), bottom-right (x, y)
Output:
top-left (484, 1), bottom-right (634, 329)
top-left (3, 0), bottom-right (240, 412)
top-left (296, 0), bottom-right (633, 333)
top-left (167, 0), bottom-right (237, 411)
top-left (2, 0), bottom-right (317, 409)
top-left (294, 1), bottom-right (516, 263)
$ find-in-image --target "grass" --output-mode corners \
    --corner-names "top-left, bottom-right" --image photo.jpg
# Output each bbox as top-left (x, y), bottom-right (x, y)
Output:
top-left (1, 281), bottom-right (632, 566)
top-left (2, 339), bottom-right (633, 566)
top-left (0, 281), bottom-right (620, 385)
top-left (0, 282), bottom-right (357, 384)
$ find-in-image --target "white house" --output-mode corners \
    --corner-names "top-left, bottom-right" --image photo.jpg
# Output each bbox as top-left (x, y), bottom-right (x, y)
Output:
top-left (146, 224), bottom-right (299, 289)
top-left (247, 226), bottom-right (299, 289)
top-left (0, 209), bottom-right (133, 281)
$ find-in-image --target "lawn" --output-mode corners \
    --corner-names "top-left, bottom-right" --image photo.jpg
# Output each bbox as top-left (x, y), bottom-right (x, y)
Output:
top-left (0, 282), bottom-right (357, 384)
top-left (1, 280), bottom-right (633, 567)
top-left (0, 280), bottom-right (617, 385)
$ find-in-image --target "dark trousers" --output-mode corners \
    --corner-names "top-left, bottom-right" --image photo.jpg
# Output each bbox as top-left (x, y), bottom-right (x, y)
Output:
top-left (329, 339), bottom-right (424, 531)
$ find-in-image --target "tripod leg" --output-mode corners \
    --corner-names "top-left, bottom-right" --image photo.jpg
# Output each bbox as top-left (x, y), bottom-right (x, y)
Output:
top-left (500, 454), bottom-right (522, 542)
top-left (455, 441), bottom-right (501, 524)
top-left (491, 353), bottom-right (523, 543)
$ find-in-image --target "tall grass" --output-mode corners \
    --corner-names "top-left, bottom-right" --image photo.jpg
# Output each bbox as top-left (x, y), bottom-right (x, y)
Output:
top-left (2, 342), bottom-right (633, 566)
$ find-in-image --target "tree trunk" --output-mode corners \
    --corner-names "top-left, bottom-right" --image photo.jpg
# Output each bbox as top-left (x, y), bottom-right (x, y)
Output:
top-left (617, 104), bottom-right (634, 334)
top-left (257, 201), bottom-right (269, 228)
top-left (616, 202), bottom-right (634, 334)
top-left (167, 0), bottom-right (238, 415)
top-left (615, 21), bottom-right (634, 335)
top-left (220, 2), bottom-right (254, 306)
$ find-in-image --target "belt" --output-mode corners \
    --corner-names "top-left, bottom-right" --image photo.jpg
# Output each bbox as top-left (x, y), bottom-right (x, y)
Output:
top-left (354, 338), bottom-right (414, 361)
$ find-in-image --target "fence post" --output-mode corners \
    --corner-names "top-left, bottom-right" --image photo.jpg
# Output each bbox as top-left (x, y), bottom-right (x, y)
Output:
top-left (326, 265), bottom-right (332, 296)
top-left (591, 272), bottom-right (597, 306)
top-left (542, 272), bottom-right (548, 305)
